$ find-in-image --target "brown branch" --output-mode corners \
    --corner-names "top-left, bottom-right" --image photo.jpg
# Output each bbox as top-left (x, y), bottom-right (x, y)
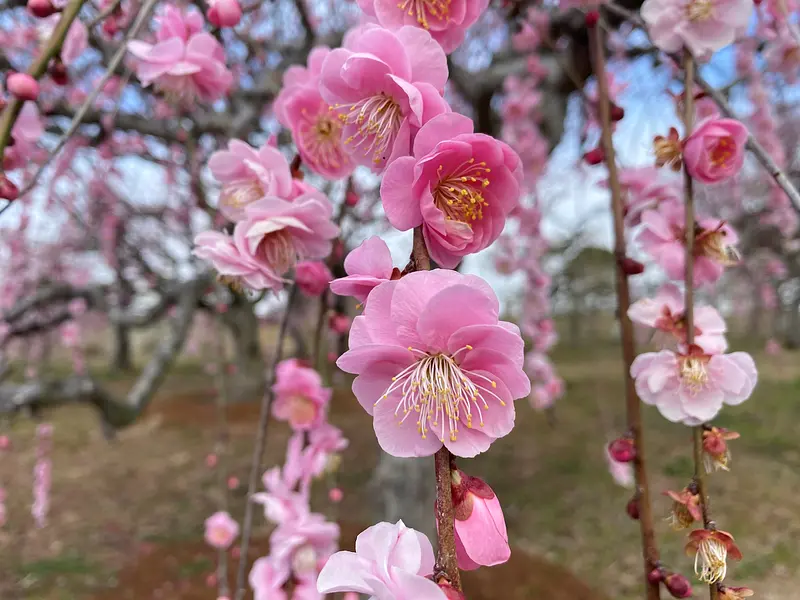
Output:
top-left (233, 285), bottom-right (299, 600)
top-left (590, 21), bottom-right (661, 600)
top-left (213, 318), bottom-right (232, 599)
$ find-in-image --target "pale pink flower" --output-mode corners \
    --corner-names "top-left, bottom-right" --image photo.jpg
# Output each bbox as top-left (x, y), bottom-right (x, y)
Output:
top-left (193, 228), bottom-right (285, 291)
top-left (271, 511), bottom-right (339, 582)
top-left (253, 442), bottom-right (308, 525)
top-left (637, 202), bottom-right (740, 286)
top-left (358, 0), bottom-right (490, 53)
top-left (330, 236), bottom-right (397, 304)
top-left (683, 118), bottom-right (748, 184)
top-left (127, 6), bottom-right (233, 103)
top-left (451, 470), bottom-right (510, 570)
top-left (604, 444), bottom-right (635, 488)
top-left (317, 520), bottom-right (445, 599)
top-left (628, 283), bottom-right (727, 353)
top-left (204, 511), bottom-right (240, 549)
top-left (319, 24), bottom-right (450, 173)
top-left (641, 0), bottom-right (753, 61)
top-left (329, 314), bottom-right (351, 334)
top-left (208, 140), bottom-right (294, 221)
top-left (249, 556), bottom-right (289, 600)
top-left (765, 338), bottom-right (782, 355)
top-left (272, 359), bottom-right (332, 431)
top-left (337, 269), bottom-right (530, 458)
top-left (764, 28), bottom-right (800, 82)
top-left (6, 103), bottom-right (44, 169)
top-left (631, 346), bottom-right (757, 425)
top-left (381, 113), bottom-right (523, 268)
top-left (295, 261), bottom-right (333, 296)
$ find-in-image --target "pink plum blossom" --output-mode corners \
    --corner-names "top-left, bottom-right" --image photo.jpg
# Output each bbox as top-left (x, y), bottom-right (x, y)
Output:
top-left (765, 29), bottom-right (800, 82)
top-left (381, 113), bottom-right (523, 268)
top-left (319, 24), bottom-right (450, 173)
top-left (204, 511), bottom-right (240, 549)
top-left (304, 423), bottom-right (349, 477)
top-left (451, 470), bottom-right (511, 570)
top-left (765, 338), bottom-right (782, 355)
top-left (357, 0), bottom-right (490, 53)
top-left (641, 0), bottom-right (753, 62)
top-left (628, 283), bottom-right (727, 353)
top-left (194, 228), bottom-right (286, 291)
top-left (38, 17), bottom-right (88, 66)
top-left (330, 236), bottom-right (397, 304)
top-left (604, 444), bottom-right (635, 488)
top-left (637, 202), bottom-right (740, 286)
top-left (207, 140), bottom-right (294, 221)
top-left (295, 261), bottom-right (333, 296)
top-left (683, 118), bottom-right (748, 184)
top-left (207, 0), bottom-right (242, 28)
top-left (317, 520), bottom-right (445, 599)
top-left (127, 6), bottom-right (233, 103)
top-left (250, 556), bottom-right (289, 600)
top-left (272, 358), bottom-right (332, 431)
top-left (631, 346), bottom-right (757, 425)
top-left (270, 511), bottom-right (339, 583)
top-left (253, 437), bottom-right (309, 524)
top-left (336, 269), bottom-right (530, 458)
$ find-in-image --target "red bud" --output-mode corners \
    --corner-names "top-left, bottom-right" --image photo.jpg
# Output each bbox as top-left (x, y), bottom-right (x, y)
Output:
top-left (6, 73), bottom-right (39, 102)
top-left (620, 257), bottom-right (645, 276)
top-left (345, 190), bottom-right (359, 207)
top-left (49, 58), bottom-right (68, 86)
top-left (27, 0), bottom-right (58, 17)
top-left (664, 573), bottom-right (693, 598)
top-left (608, 437), bottom-right (636, 462)
top-left (0, 174), bottom-right (19, 201)
top-left (647, 568), bottom-right (664, 584)
top-left (610, 104), bottom-right (625, 121)
top-left (583, 146), bottom-right (605, 165)
top-left (585, 10), bottom-right (599, 27)
top-left (626, 496), bottom-right (640, 520)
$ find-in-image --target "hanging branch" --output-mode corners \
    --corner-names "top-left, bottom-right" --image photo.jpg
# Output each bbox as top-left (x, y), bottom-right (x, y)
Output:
top-left (233, 285), bottom-right (299, 600)
top-left (213, 318), bottom-right (232, 599)
top-left (589, 19), bottom-right (661, 600)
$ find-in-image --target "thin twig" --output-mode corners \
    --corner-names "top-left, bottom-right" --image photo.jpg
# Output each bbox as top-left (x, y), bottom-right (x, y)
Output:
top-left (590, 21), bottom-right (661, 600)
top-left (233, 285), bottom-right (299, 600)
top-left (17, 0), bottom-right (160, 198)
top-left (86, 0), bottom-right (123, 29)
top-left (213, 317), bottom-right (232, 598)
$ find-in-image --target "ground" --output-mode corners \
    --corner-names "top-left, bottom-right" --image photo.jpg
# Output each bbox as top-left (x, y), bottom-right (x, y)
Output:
top-left (1, 343), bottom-right (799, 599)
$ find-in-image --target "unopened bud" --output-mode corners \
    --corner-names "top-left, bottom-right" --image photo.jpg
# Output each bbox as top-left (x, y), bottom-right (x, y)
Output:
top-left (49, 58), bottom-right (68, 86)
top-left (626, 495), bottom-right (640, 520)
top-left (664, 573), bottom-right (693, 598)
top-left (611, 104), bottom-right (625, 121)
top-left (583, 146), bottom-right (605, 165)
top-left (0, 174), bottom-right (19, 201)
top-left (620, 257), bottom-right (645, 276)
top-left (608, 436), bottom-right (636, 462)
top-left (585, 10), bottom-right (599, 27)
top-left (6, 73), bottom-right (40, 102)
top-left (647, 568), bottom-right (664, 584)
top-left (27, 0), bottom-right (58, 17)
top-left (345, 190), bottom-right (359, 207)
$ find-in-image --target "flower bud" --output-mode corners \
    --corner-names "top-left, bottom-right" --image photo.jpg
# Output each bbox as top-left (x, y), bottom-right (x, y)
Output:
top-left (208, 0), bottom-right (242, 28)
top-left (345, 190), bottom-right (360, 207)
top-left (608, 436), bottom-right (636, 462)
top-left (583, 146), bottom-right (605, 165)
top-left (27, 0), bottom-right (58, 17)
top-left (0, 174), bottom-right (19, 201)
top-left (620, 257), bottom-right (646, 276)
top-left (7, 73), bottom-right (40, 102)
top-left (664, 573), bottom-right (693, 598)
top-left (647, 568), bottom-right (664, 584)
top-left (610, 104), bottom-right (625, 121)
top-left (626, 495), bottom-right (640, 520)
top-left (585, 10), bottom-right (599, 27)
top-left (49, 58), bottom-right (68, 86)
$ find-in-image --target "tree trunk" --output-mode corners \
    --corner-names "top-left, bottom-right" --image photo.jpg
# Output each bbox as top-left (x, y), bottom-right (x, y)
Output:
top-left (111, 323), bottom-right (133, 372)
top-left (785, 295), bottom-right (800, 349)
top-left (223, 296), bottom-right (265, 402)
top-left (371, 454), bottom-right (435, 539)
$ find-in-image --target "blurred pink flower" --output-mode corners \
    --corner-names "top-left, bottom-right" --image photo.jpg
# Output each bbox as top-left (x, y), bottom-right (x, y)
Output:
top-left (381, 113), bottom-right (523, 268)
top-left (604, 444), bottom-right (635, 488)
top-left (253, 439), bottom-right (309, 525)
top-left (193, 228), bottom-right (285, 291)
top-left (127, 6), bottom-right (233, 103)
top-left (207, 0), bottom-right (242, 27)
top-left (451, 470), bottom-right (510, 570)
top-left (204, 511), bottom-right (239, 549)
top-left (271, 511), bottom-right (339, 583)
top-left (358, 0), bottom-right (490, 53)
top-left (319, 24), bottom-right (450, 173)
top-left (765, 338), bottom-right (782, 355)
top-left (249, 556), bottom-right (289, 600)
top-left (329, 313), bottom-right (351, 334)
top-left (317, 520), bottom-right (445, 599)
top-left (305, 423), bottom-right (349, 477)
top-left (330, 236), bottom-right (397, 304)
top-left (39, 16), bottom-right (88, 66)
top-left (295, 261), bottom-right (333, 296)
top-left (641, 0), bottom-right (752, 61)
top-left (272, 359), bottom-right (332, 431)
top-left (683, 118), bottom-right (748, 184)
top-left (637, 202), bottom-right (739, 286)
top-left (764, 28), bottom-right (800, 83)
top-left (337, 269), bottom-right (529, 458)
top-left (6, 73), bottom-right (39, 101)
top-left (628, 283), bottom-right (727, 353)
top-left (631, 346), bottom-right (757, 425)
top-left (208, 140), bottom-right (294, 221)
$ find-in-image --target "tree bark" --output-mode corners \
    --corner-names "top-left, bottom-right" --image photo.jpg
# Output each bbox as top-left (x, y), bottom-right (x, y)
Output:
top-left (111, 323), bottom-right (133, 372)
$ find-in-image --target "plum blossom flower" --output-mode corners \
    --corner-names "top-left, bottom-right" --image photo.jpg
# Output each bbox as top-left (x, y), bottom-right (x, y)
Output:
top-left (127, 6), bottom-right (233, 103)
top-left (204, 511), bottom-right (239, 549)
top-left (381, 113), bottom-right (523, 268)
top-left (274, 47), bottom-right (354, 180)
top-left (319, 24), bottom-right (450, 173)
top-left (253, 436), bottom-right (309, 524)
top-left (250, 556), bottom-right (289, 600)
top-left (304, 423), bottom-right (349, 478)
top-left (653, 127), bottom-right (683, 171)
top-left (630, 345), bottom-right (757, 425)
top-left (337, 269), bottom-right (530, 458)
top-left (317, 520), bottom-right (446, 599)
top-left (330, 236), bottom-right (399, 304)
top-left (641, 0), bottom-right (753, 61)
top-left (683, 118), bottom-right (748, 184)
top-left (295, 261), bottom-right (333, 296)
top-left (450, 470), bottom-right (511, 570)
top-left (719, 586), bottom-right (754, 600)
top-left (765, 28), bottom-right (800, 82)
top-left (356, 0), bottom-right (490, 53)
top-left (685, 529), bottom-right (742, 583)
top-left (628, 283), bottom-right (727, 353)
top-left (637, 202), bottom-right (740, 286)
top-left (208, 140), bottom-right (294, 221)
top-left (270, 510), bottom-right (339, 584)
top-left (272, 359), bottom-right (332, 431)
top-left (194, 228), bottom-right (283, 291)
top-left (702, 426), bottom-right (740, 472)
top-left (207, 0), bottom-right (241, 28)
top-left (664, 485), bottom-right (702, 530)
top-left (604, 444), bottom-right (635, 488)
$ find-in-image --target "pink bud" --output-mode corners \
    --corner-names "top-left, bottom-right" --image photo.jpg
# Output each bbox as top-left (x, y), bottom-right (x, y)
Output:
top-left (647, 568), bottom-right (664, 584)
top-left (583, 146), bottom-right (605, 165)
top-left (0, 435), bottom-right (10, 451)
top-left (664, 573), bottom-right (693, 598)
top-left (0, 175), bottom-right (19, 201)
top-left (49, 58), bottom-right (68, 86)
top-left (328, 488), bottom-right (344, 503)
top-left (102, 18), bottom-right (119, 36)
top-left (205, 573), bottom-right (217, 587)
top-left (608, 437), bottom-right (636, 462)
top-left (585, 10), bottom-right (599, 26)
top-left (227, 476), bottom-right (239, 490)
top-left (451, 470), bottom-right (510, 570)
top-left (205, 453), bottom-right (218, 468)
top-left (327, 351), bottom-right (338, 363)
top-left (27, 0), bottom-right (57, 17)
top-left (208, 0), bottom-right (242, 27)
top-left (626, 495), bottom-right (640, 520)
top-left (328, 314), bottom-right (351, 334)
top-left (345, 190), bottom-right (359, 207)
top-left (7, 73), bottom-right (40, 101)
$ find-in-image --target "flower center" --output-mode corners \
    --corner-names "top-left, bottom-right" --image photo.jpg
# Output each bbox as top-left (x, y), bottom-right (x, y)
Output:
top-left (221, 180), bottom-right (265, 212)
top-left (680, 356), bottom-right (709, 392)
top-left (696, 227), bottom-right (740, 265)
top-left (292, 544), bottom-right (318, 576)
top-left (433, 158), bottom-right (492, 225)
top-left (209, 526), bottom-right (231, 546)
top-left (397, 0), bottom-right (451, 28)
top-left (686, 0), bottom-right (714, 21)
top-left (695, 538), bottom-right (727, 583)
top-left (709, 136), bottom-right (735, 168)
top-left (298, 109), bottom-right (345, 170)
top-left (338, 94), bottom-right (403, 165)
top-left (256, 229), bottom-right (295, 274)
top-left (288, 395), bottom-right (317, 426)
top-left (376, 347), bottom-right (504, 442)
